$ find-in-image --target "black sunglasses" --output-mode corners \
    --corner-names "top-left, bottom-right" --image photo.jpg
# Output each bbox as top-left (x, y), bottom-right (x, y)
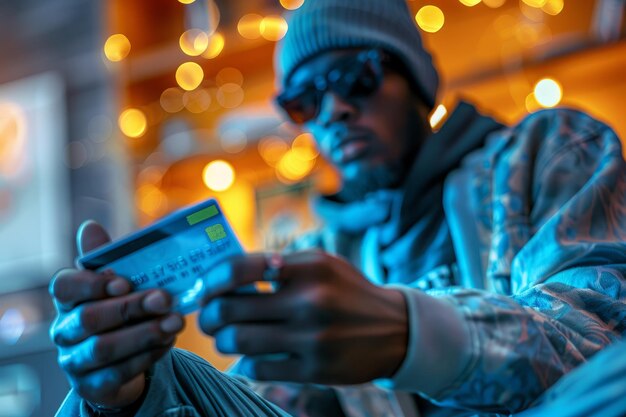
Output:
top-left (275, 49), bottom-right (386, 125)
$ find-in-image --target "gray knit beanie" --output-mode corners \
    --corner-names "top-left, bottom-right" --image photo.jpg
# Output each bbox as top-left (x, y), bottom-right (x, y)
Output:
top-left (275, 0), bottom-right (439, 110)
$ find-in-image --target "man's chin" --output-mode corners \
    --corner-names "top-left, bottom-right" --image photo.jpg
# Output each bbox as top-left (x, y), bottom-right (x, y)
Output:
top-left (339, 164), bottom-right (404, 201)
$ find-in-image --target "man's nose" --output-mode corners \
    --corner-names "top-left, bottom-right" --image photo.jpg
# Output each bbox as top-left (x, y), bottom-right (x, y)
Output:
top-left (316, 91), bottom-right (358, 127)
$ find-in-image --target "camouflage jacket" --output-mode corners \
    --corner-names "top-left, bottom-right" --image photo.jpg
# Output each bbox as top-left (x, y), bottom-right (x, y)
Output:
top-left (244, 102), bottom-right (626, 417)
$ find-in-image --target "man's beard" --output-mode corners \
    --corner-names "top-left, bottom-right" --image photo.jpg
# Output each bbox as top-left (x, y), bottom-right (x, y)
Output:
top-left (338, 158), bottom-right (411, 202)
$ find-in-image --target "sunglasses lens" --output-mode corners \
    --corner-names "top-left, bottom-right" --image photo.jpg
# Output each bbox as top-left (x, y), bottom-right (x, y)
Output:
top-left (277, 88), bottom-right (320, 124)
top-left (332, 55), bottom-right (383, 99)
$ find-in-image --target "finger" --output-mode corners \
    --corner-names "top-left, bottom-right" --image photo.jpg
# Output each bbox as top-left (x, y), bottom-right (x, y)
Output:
top-left (52, 290), bottom-right (173, 346)
top-left (198, 294), bottom-right (292, 336)
top-left (50, 269), bottom-right (131, 312)
top-left (77, 220), bottom-right (112, 256)
top-left (71, 345), bottom-right (171, 401)
top-left (202, 253), bottom-right (269, 298)
top-left (201, 251), bottom-right (327, 300)
top-left (58, 314), bottom-right (183, 375)
top-left (213, 324), bottom-right (291, 356)
top-left (237, 355), bottom-right (305, 383)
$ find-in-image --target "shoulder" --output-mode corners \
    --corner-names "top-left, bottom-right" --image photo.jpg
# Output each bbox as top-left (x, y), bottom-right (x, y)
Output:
top-left (473, 108), bottom-right (624, 181)
top-left (509, 108), bottom-right (622, 159)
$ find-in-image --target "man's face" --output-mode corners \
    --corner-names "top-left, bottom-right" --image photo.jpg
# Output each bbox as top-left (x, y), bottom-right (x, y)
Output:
top-left (283, 49), bottom-right (427, 198)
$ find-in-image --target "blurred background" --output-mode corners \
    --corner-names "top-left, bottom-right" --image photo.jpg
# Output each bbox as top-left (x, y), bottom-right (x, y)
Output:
top-left (0, 0), bottom-right (624, 415)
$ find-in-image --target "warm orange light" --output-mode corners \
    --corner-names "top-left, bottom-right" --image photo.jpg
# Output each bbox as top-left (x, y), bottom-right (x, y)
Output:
top-left (0, 103), bottom-right (27, 178)
top-left (238, 14), bottom-right (263, 40)
top-left (180, 29), bottom-right (209, 56)
top-left (415, 6), bottom-right (445, 33)
top-left (280, 0), bottom-right (305, 10)
top-left (260, 15), bottom-right (289, 41)
top-left (178, 0), bottom-right (196, 4)
top-left (183, 89), bottom-right (212, 113)
top-left (525, 93), bottom-right (540, 113)
top-left (482, 0), bottom-right (506, 7)
top-left (216, 83), bottom-right (244, 109)
top-left (203, 160), bottom-right (235, 192)
top-left (216, 67), bottom-right (244, 87)
top-left (259, 137), bottom-right (289, 166)
top-left (160, 88), bottom-right (185, 113)
top-left (522, 0), bottom-right (548, 7)
top-left (291, 133), bottom-right (319, 161)
top-left (176, 62), bottom-right (204, 91)
top-left (459, 0), bottom-right (481, 6)
top-left (429, 104), bottom-right (448, 128)
top-left (118, 108), bottom-right (147, 138)
top-left (202, 32), bottom-right (225, 59)
top-left (104, 34), bottom-right (131, 62)
top-left (277, 150), bottom-right (315, 182)
top-left (534, 78), bottom-right (562, 108)
top-left (542, 0), bottom-right (564, 15)
top-left (137, 184), bottom-right (167, 217)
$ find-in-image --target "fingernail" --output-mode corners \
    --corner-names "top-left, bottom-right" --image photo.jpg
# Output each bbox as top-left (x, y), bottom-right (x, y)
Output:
top-left (160, 315), bottom-right (183, 333)
top-left (106, 279), bottom-right (130, 297)
top-left (143, 291), bottom-right (170, 314)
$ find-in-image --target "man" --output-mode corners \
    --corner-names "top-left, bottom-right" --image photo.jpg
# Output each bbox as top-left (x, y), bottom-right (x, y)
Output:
top-left (51, 0), bottom-right (626, 416)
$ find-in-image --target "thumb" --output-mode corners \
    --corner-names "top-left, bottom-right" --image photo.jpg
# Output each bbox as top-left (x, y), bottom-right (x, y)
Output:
top-left (77, 220), bottom-right (112, 256)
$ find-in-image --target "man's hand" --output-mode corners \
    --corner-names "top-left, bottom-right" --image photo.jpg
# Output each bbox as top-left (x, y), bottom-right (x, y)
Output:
top-left (198, 250), bottom-right (408, 385)
top-left (49, 221), bottom-right (184, 409)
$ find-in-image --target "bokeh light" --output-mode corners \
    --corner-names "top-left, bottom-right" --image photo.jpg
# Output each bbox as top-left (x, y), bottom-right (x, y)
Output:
top-left (280, 0), bottom-right (305, 10)
top-left (216, 67), bottom-right (244, 87)
top-left (180, 29), bottom-right (209, 56)
top-left (104, 34), bottom-right (131, 62)
top-left (429, 104), bottom-right (448, 128)
top-left (183, 89), bottom-right (212, 113)
top-left (542, 0), bottom-right (564, 15)
top-left (203, 160), bottom-right (235, 192)
top-left (0, 308), bottom-right (26, 345)
top-left (176, 62), bottom-right (204, 91)
top-left (260, 16), bottom-right (289, 41)
top-left (160, 88), bottom-right (185, 113)
top-left (459, 0), bottom-right (481, 7)
top-left (238, 14), bottom-right (263, 40)
top-left (259, 137), bottom-right (289, 166)
top-left (202, 32), bottom-right (225, 59)
top-left (291, 133), bottom-right (319, 161)
top-left (522, 0), bottom-right (548, 7)
top-left (415, 6), bottom-right (445, 34)
top-left (277, 150), bottom-right (315, 183)
top-left (483, 0), bottom-right (506, 7)
top-left (178, 0), bottom-right (196, 3)
top-left (64, 141), bottom-right (89, 169)
top-left (216, 83), bottom-right (245, 108)
top-left (534, 78), bottom-right (562, 108)
top-left (0, 102), bottom-right (27, 178)
top-left (137, 183), bottom-right (168, 217)
top-left (118, 108), bottom-right (147, 138)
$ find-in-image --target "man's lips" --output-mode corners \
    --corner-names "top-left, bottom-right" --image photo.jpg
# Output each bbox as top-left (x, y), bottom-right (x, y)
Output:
top-left (332, 139), bottom-right (370, 164)
top-left (333, 140), bottom-right (369, 164)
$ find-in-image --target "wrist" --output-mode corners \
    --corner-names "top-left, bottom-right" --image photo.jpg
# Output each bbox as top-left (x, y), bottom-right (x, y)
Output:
top-left (379, 287), bottom-right (409, 378)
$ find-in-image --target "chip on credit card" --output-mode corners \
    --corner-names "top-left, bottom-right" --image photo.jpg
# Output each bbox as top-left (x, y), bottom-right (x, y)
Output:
top-left (78, 198), bottom-right (243, 315)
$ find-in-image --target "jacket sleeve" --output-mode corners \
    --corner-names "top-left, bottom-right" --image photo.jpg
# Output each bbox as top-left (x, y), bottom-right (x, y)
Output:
top-left (384, 109), bottom-right (626, 414)
top-left (54, 348), bottom-right (291, 417)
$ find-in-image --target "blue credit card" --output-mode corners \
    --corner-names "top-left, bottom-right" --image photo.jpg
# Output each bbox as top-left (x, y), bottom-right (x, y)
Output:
top-left (77, 199), bottom-right (243, 315)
